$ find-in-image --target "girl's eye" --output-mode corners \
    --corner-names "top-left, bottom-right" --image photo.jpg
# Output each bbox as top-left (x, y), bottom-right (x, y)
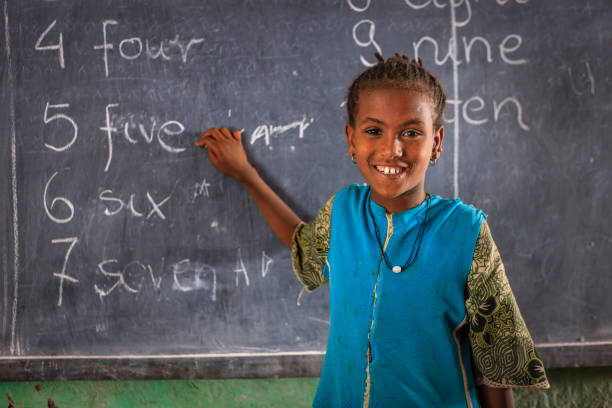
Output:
top-left (401, 129), bottom-right (420, 138)
top-left (365, 128), bottom-right (381, 136)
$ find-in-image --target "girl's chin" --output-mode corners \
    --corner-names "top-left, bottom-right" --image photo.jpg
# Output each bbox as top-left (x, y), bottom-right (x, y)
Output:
top-left (371, 188), bottom-right (408, 201)
top-left (370, 184), bottom-right (423, 201)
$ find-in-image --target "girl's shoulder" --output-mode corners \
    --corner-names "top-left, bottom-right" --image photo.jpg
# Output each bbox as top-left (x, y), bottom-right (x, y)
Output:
top-left (332, 183), bottom-right (487, 219)
top-left (428, 196), bottom-right (487, 235)
top-left (430, 195), bottom-right (486, 218)
top-left (334, 185), bottom-right (486, 218)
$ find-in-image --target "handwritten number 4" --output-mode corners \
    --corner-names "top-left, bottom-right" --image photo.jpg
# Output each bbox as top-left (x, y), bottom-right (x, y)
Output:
top-left (35, 20), bottom-right (65, 69)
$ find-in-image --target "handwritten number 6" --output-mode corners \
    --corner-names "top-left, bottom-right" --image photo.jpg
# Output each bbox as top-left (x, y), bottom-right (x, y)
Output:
top-left (43, 171), bottom-right (75, 224)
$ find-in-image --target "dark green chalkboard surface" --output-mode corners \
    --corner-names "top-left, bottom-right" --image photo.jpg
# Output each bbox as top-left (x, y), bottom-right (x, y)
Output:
top-left (1, 0), bottom-right (611, 380)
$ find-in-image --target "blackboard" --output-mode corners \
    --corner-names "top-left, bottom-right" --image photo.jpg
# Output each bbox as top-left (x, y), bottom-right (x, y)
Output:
top-left (1, 0), bottom-right (611, 380)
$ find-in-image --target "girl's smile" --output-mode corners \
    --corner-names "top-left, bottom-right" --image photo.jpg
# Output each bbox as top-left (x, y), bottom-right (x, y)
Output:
top-left (345, 87), bottom-right (444, 213)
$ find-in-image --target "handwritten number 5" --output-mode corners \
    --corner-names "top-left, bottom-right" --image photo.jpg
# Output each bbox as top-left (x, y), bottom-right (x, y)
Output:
top-left (43, 102), bottom-right (78, 151)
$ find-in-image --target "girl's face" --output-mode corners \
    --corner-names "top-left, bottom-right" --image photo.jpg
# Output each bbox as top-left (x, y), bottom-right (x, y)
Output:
top-left (345, 87), bottom-right (444, 213)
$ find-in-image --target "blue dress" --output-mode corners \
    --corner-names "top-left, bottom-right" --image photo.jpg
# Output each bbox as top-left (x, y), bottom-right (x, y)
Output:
top-left (292, 185), bottom-right (548, 408)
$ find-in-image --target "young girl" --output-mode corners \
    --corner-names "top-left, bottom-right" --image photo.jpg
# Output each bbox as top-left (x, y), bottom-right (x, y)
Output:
top-left (196, 53), bottom-right (549, 408)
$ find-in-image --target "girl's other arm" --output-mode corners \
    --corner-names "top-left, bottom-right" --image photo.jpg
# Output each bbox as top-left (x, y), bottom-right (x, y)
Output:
top-left (476, 385), bottom-right (514, 408)
top-left (195, 127), bottom-right (302, 248)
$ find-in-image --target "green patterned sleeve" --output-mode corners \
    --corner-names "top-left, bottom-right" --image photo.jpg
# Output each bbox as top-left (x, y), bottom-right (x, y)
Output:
top-left (465, 220), bottom-right (550, 389)
top-left (291, 195), bottom-right (334, 292)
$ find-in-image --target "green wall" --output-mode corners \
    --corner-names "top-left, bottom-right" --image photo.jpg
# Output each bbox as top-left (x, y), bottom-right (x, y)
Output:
top-left (2, 367), bottom-right (611, 407)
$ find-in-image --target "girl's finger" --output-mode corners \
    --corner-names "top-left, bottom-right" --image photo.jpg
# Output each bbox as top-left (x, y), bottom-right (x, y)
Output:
top-left (195, 134), bottom-right (209, 147)
top-left (205, 128), bottom-right (223, 142)
top-left (231, 129), bottom-right (241, 141)
top-left (196, 133), bottom-right (215, 147)
top-left (219, 127), bottom-right (233, 140)
top-left (202, 128), bottom-right (218, 139)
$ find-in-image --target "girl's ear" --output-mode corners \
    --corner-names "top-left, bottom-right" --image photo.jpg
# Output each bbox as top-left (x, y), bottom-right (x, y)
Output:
top-left (433, 125), bottom-right (445, 153)
top-left (345, 123), bottom-right (356, 156)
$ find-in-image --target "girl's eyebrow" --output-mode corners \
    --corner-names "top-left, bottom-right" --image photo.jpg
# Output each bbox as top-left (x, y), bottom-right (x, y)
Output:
top-left (360, 117), bottom-right (424, 126)
top-left (361, 117), bottom-right (385, 125)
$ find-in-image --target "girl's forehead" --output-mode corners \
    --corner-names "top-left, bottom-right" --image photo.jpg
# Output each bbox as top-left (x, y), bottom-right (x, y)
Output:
top-left (356, 87), bottom-right (434, 120)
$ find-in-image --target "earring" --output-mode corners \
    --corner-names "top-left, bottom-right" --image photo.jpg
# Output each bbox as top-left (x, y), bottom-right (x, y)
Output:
top-left (430, 146), bottom-right (442, 165)
top-left (351, 153), bottom-right (357, 164)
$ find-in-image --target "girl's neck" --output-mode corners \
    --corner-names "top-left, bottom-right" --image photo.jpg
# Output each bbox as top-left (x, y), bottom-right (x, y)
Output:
top-left (371, 188), bottom-right (428, 214)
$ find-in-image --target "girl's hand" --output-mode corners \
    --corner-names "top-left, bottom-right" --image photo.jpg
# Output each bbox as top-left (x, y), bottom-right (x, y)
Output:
top-left (195, 127), bottom-right (255, 182)
top-left (195, 127), bottom-right (301, 248)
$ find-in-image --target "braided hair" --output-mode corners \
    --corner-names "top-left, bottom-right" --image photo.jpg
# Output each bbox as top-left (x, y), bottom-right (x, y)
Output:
top-left (346, 53), bottom-right (447, 130)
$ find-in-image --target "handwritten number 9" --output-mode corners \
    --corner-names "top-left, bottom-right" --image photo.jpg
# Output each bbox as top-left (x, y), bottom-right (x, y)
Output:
top-left (352, 20), bottom-right (382, 67)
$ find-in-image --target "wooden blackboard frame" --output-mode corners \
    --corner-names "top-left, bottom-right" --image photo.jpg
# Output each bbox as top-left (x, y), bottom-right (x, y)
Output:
top-left (1, 343), bottom-right (612, 381)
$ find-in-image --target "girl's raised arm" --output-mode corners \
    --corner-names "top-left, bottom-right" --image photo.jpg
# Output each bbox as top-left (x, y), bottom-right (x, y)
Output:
top-left (195, 127), bottom-right (302, 248)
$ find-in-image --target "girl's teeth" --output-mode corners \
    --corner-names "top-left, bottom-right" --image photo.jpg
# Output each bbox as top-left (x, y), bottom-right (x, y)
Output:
top-left (377, 166), bottom-right (401, 175)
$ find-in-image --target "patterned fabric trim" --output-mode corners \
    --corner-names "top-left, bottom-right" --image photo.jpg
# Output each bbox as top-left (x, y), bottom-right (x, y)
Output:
top-left (465, 220), bottom-right (550, 389)
top-left (290, 195), bottom-right (334, 292)
top-left (453, 316), bottom-right (475, 408)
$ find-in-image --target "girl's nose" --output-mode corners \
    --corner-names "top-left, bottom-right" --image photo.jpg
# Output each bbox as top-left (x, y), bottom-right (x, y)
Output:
top-left (383, 136), bottom-right (403, 158)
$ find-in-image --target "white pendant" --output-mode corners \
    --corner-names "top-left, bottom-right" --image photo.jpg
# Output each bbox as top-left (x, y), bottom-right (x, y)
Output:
top-left (392, 265), bottom-right (402, 273)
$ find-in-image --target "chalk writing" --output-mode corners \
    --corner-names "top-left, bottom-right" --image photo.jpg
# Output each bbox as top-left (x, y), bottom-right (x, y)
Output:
top-left (99, 189), bottom-right (172, 220)
top-left (94, 20), bottom-right (204, 77)
top-left (261, 251), bottom-right (273, 278)
top-left (172, 259), bottom-right (217, 301)
top-left (101, 103), bottom-right (187, 172)
top-left (352, 19), bottom-right (382, 67)
top-left (404, 0), bottom-right (447, 9)
top-left (412, 33), bottom-right (527, 66)
top-left (83, 250), bottom-right (275, 303)
top-left (94, 259), bottom-right (139, 299)
top-left (100, 103), bottom-right (118, 172)
top-left (43, 102), bottom-right (78, 152)
top-left (493, 97), bottom-right (530, 131)
top-left (51, 237), bottom-right (79, 306)
top-left (123, 118), bottom-right (186, 152)
top-left (35, 20), bottom-right (65, 69)
top-left (43, 171), bottom-right (75, 224)
top-left (451, 95), bottom-right (530, 130)
top-left (234, 248), bottom-right (250, 287)
top-left (347, 0), bottom-right (371, 12)
top-left (93, 20), bottom-right (117, 77)
top-left (193, 179), bottom-right (211, 201)
top-left (250, 115), bottom-right (314, 146)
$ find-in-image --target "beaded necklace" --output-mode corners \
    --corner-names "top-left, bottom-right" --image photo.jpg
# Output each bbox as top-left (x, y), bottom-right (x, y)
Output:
top-left (367, 194), bottom-right (431, 273)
